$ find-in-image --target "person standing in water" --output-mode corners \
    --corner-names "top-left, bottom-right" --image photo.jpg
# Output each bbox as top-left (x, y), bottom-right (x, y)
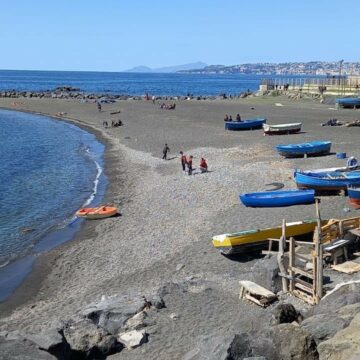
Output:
top-left (162, 143), bottom-right (170, 160)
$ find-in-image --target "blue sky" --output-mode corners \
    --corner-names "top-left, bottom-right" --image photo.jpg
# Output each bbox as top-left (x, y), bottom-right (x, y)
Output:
top-left (0, 0), bottom-right (358, 71)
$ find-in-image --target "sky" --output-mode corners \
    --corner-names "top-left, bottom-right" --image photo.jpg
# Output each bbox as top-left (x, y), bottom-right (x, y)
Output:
top-left (0, 0), bottom-right (359, 72)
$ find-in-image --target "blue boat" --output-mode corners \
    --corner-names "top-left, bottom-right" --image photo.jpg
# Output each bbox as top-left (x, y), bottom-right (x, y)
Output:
top-left (295, 171), bottom-right (360, 190)
top-left (239, 189), bottom-right (315, 207)
top-left (348, 187), bottom-right (360, 208)
top-left (336, 98), bottom-right (360, 109)
top-left (276, 140), bottom-right (331, 158)
top-left (225, 118), bottom-right (266, 130)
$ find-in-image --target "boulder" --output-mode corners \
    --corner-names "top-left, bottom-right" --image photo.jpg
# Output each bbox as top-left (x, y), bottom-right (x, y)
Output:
top-left (270, 303), bottom-right (301, 325)
top-left (317, 312), bottom-right (360, 360)
top-left (82, 294), bottom-right (149, 334)
top-left (63, 319), bottom-right (120, 358)
top-left (182, 334), bottom-right (231, 360)
top-left (226, 324), bottom-right (318, 360)
top-left (24, 329), bottom-right (71, 359)
top-left (0, 337), bottom-right (56, 360)
top-left (117, 329), bottom-right (147, 350)
top-left (301, 314), bottom-right (348, 344)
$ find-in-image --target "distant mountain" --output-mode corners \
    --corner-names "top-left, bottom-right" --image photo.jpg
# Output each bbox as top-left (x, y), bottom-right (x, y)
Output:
top-left (125, 65), bottom-right (153, 73)
top-left (124, 62), bottom-right (207, 73)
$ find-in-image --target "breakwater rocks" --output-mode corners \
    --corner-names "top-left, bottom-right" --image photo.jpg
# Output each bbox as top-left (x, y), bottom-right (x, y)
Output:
top-left (0, 87), bottom-right (254, 102)
top-left (0, 292), bottom-right (165, 359)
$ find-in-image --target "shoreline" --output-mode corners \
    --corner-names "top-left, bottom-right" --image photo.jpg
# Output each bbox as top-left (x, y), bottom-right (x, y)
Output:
top-left (0, 107), bottom-right (118, 313)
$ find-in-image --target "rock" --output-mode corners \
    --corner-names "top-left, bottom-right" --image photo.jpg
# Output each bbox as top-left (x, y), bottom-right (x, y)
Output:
top-left (24, 329), bottom-right (70, 359)
top-left (149, 294), bottom-right (165, 309)
top-left (169, 313), bottom-right (178, 320)
top-left (226, 325), bottom-right (318, 360)
top-left (317, 312), bottom-right (360, 360)
top-left (63, 319), bottom-right (120, 358)
top-left (118, 330), bottom-right (147, 350)
top-left (0, 337), bottom-right (56, 360)
top-left (82, 294), bottom-right (149, 334)
top-left (182, 334), bottom-right (231, 360)
top-left (251, 255), bottom-right (281, 293)
top-left (176, 263), bottom-right (185, 271)
top-left (125, 311), bottom-right (146, 330)
top-left (301, 314), bottom-right (348, 344)
top-left (270, 303), bottom-right (301, 325)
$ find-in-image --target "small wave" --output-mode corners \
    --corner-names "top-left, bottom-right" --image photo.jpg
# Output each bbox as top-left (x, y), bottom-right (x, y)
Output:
top-left (0, 260), bottom-right (10, 268)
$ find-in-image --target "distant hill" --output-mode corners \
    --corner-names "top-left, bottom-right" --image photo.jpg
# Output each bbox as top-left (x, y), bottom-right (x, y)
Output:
top-left (124, 62), bottom-right (207, 73)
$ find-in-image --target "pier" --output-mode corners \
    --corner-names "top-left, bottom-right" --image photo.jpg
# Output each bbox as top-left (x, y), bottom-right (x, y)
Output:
top-left (260, 75), bottom-right (360, 96)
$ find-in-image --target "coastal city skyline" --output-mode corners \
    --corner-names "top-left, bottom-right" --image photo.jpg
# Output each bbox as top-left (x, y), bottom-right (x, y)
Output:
top-left (1, 0), bottom-right (359, 72)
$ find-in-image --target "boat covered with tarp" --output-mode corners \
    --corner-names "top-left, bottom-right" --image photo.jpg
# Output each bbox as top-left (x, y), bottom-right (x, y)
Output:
top-left (263, 122), bottom-right (302, 135)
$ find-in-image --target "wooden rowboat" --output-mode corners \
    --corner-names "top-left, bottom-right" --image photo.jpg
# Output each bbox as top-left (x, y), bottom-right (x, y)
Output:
top-left (225, 118), bottom-right (266, 131)
top-left (239, 189), bottom-right (315, 207)
top-left (263, 122), bottom-right (302, 135)
top-left (276, 140), bottom-right (331, 158)
top-left (76, 206), bottom-right (118, 219)
top-left (212, 219), bottom-right (323, 255)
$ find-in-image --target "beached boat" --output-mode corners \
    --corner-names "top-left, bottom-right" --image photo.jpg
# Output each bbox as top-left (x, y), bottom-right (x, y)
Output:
top-left (263, 122), bottom-right (302, 135)
top-left (76, 206), bottom-right (118, 219)
top-left (336, 98), bottom-right (360, 109)
top-left (294, 171), bottom-right (360, 190)
top-left (298, 165), bottom-right (360, 174)
top-left (348, 187), bottom-right (360, 208)
top-left (225, 118), bottom-right (266, 131)
top-left (212, 220), bottom-right (322, 255)
top-left (239, 189), bottom-right (315, 208)
top-left (276, 140), bottom-right (331, 158)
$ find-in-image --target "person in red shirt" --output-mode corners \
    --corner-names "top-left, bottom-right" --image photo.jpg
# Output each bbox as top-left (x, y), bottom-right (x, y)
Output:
top-left (199, 157), bottom-right (208, 173)
top-left (187, 155), bottom-right (193, 175)
top-left (179, 151), bottom-right (187, 171)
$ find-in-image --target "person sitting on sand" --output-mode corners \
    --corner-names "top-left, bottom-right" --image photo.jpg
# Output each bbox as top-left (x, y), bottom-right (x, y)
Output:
top-left (236, 113), bottom-right (242, 122)
top-left (187, 155), bottom-right (193, 175)
top-left (180, 151), bottom-right (187, 171)
top-left (224, 114), bottom-right (229, 122)
top-left (229, 115), bottom-right (233, 121)
top-left (199, 158), bottom-right (208, 173)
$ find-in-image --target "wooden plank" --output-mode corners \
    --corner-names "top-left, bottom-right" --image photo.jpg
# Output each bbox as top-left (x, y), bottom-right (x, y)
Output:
top-left (294, 240), bottom-right (314, 247)
top-left (332, 261), bottom-right (360, 274)
top-left (244, 293), bottom-right (266, 307)
top-left (293, 290), bottom-right (316, 305)
top-left (289, 266), bottom-right (314, 279)
top-left (239, 281), bottom-right (276, 298)
top-left (289, 237), bottom-right (295, 292)
top-left (278, 219), bottom-right (288, 293)
top-left (349, 228), bottom-right (360, 237)
top-left (295, 282), bottom-right (314, 294)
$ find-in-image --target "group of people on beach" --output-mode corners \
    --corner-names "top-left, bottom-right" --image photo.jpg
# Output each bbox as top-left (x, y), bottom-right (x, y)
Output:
top-left (160, 103), bottom-right (176, 110)
top-left (180, 151), bottom-right (208, 176)
top-left (224, 113), bottom-right (242, 122)
top-left (162, 144), bottom-right (208, 175)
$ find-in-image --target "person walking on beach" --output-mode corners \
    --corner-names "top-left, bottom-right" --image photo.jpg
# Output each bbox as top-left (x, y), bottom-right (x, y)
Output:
top-left (162, 143), bottom-right (170, 160)
top-left (187, 155), bottom-right (193, 175)
top-left (199, 157), bottom-right (208, 173)
top-left (152, 95), bottom-right (156, 104)
top-left (179, 151), bottom-right (187, 171)
top-left (97, 101), bottom-right (102, 112)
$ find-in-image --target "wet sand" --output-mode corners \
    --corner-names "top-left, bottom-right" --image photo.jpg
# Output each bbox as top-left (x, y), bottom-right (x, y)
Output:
top-left (0, 96), bottom-right (360, 359)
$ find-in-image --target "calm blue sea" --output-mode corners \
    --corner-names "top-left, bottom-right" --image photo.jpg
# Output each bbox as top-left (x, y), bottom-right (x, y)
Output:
top-left (0, 70), bottom-right (312, 96)
top-left (0, 109), bottom-right (106, 301)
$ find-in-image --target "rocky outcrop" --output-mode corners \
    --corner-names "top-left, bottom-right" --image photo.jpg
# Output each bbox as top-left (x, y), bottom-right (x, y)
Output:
top-left (317, 312), bottom-right (360, 360)
top-left (229, 324), bottom-right (318, 360)
top-left (270, 303), bottom-right (302, 325)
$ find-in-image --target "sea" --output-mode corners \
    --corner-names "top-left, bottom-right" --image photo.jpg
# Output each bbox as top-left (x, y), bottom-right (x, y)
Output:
top-left (0, 69), bottom-right (318, 302)
top-left (0, 70), bottom-right (313, 96)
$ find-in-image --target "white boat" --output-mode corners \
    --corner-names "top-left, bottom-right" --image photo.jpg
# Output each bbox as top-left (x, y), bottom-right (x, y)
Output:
top-left (263, 122), bottom-right (302, 135)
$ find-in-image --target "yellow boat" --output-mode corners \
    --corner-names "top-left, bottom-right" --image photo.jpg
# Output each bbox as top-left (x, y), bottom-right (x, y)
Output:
top-left (212, 219), bottom-right (324, 255)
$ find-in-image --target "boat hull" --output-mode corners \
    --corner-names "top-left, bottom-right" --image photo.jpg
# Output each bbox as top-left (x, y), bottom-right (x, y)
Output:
top-left (276, 141), bottom-right (331, 158)
top-left (225, 118), bottom-right (266, 130)
top-left (295, 171), bottom-right (360, 190)
top-left (212, 220), bottom-right (321, 255)
top-left (263, 123), bottom-right (302, 135)
top-left (76, 206), bottom-right (118, 219)
top-left (239, 190), bottom-right (315, 207)
top-left (336, 98), bottom-right (360, 108)
top-left (348, 187), bottom-right (360, 208)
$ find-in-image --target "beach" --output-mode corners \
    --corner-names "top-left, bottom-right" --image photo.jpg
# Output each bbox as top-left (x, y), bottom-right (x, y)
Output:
top-left (1, 95), bottom-right (360, 359)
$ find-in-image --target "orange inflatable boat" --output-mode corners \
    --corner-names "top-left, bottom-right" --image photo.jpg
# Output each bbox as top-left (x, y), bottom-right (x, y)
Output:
top-left (76, 206), bottom-right (118, 219)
